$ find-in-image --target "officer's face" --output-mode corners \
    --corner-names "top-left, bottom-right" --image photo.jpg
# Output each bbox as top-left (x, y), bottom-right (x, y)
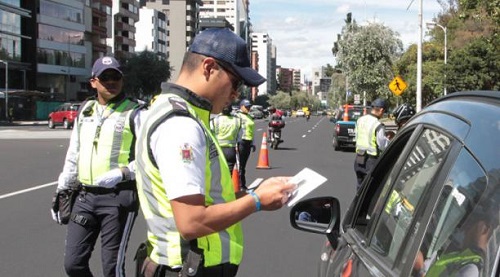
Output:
top-left (90, 69), bottom-right (123, 104)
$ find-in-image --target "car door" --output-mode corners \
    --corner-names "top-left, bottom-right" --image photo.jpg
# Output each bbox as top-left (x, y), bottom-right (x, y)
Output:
top-left (326, 125), bottom-right (457, 276)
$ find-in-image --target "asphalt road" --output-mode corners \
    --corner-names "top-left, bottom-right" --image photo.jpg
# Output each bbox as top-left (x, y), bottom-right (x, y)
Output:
top-left (0, 116), bottom-right (358, 276)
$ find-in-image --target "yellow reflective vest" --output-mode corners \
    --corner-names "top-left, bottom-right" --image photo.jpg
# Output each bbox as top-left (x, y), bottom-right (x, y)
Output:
top-left (76, 98), bottom-right (138, 185)
top-left (236, 112), bottom-right (254, 141)
top-left (355, 114), bottom-right (382, 156)
top-left (136, 84), bottom-right (243, 267)
top-left (210, 114), bottom-right (241, 147)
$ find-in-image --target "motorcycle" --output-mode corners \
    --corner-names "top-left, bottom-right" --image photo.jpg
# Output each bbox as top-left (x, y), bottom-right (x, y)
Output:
top-left (268, 120), bottom-right (285, 149)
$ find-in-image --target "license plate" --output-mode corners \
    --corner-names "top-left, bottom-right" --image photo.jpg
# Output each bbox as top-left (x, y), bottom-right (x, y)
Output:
top-left (348, 128), bottom-right (355, 135)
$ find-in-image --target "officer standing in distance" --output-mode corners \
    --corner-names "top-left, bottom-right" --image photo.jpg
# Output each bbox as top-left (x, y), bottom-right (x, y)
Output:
top-left (134, 28), bottom-right (296, 277)
top-left (51, 56), bottom-right (143, 277)
top-left (235, 98), bottom-right (256, 190)
top-left (353, 98), bottom-right (390, 189)
top-left (210, 105), bottom-right (242, 173)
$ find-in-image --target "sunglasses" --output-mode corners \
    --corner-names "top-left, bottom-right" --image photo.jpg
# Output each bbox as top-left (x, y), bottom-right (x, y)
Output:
top-left (97, 73), bottom-right (123, 82)
top-left (216, 61), bottom-right (244, 91)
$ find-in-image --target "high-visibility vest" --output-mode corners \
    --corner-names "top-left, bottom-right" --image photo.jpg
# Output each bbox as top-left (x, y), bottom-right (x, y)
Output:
top-left (211, 114), bottom-right (241, 147)
top-left (136, 84), bottom-right (243, 267)
top-left (236, 112), bottom-right (254, 141)
top-left (426, 248), bottom-right (483, 276)
top-left (355, 114), bottom-right (381, 156)
top-left (76, 98), bottom-right (138, 185)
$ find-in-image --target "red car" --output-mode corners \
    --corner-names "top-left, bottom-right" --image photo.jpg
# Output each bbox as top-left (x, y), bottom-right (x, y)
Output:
top-left (48, 103), bottom-right (81, 129)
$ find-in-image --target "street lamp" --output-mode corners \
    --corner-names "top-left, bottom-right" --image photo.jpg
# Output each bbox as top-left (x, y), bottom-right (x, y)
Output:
top-left (426, 21), bottom-right (447, 96)
top-left (0, 60), bottom-right (8, 120)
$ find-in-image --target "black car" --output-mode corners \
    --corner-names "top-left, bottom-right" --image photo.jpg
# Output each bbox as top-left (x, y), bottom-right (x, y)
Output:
top-left (291, 91), bottom-right (500, 277)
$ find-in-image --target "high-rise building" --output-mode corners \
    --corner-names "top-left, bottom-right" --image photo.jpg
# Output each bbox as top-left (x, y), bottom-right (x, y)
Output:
top-left (110, 0), bottom-right (140, 59)
top-left (136, 7), bottom-right (168, 60)
top-left (140, 0), bottom-right (203, 81)
top-left (250, 32), bottom-right (272, 96)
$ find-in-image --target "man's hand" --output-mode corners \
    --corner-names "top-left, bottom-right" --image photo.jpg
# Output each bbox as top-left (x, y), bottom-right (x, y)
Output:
top-left (253, 177), bottom-right (296, 211)
top-left (94, 168), bottom-right (123, 188)
top-left (51, 193), bottom-right (62, 224)
top-left (250, 144), bottom-right (256, 152)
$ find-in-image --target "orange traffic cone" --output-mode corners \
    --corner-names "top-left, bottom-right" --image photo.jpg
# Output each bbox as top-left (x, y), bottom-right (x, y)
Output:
top-left (256, 132), bottom-right (271, 169)
top-left (231, 166), bottom-right (240, 192)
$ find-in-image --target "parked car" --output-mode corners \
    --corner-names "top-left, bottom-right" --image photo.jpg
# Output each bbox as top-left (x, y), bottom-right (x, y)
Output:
top-left (249, 105), bottom-right (264, 119)
top-left (290, 91), bottom-right (500, 277)
top-left (48, 102), bottom-right (81, 129)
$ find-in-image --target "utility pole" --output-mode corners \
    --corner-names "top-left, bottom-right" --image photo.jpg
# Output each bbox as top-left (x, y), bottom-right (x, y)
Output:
top-left (0, 60), bottom-right (8, 119)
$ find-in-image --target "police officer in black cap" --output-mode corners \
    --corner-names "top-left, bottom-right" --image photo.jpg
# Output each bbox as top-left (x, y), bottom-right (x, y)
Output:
top-left (353, 98), bottom-right (390, 189)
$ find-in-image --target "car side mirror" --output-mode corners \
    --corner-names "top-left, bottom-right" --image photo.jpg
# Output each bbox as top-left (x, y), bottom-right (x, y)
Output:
top-left (290, 197), bottom-right (341, 249)
top-left (330, 117), bottom-right (337, 123)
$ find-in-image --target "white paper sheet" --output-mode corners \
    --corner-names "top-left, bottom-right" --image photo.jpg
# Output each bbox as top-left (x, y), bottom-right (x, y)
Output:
top-left (287, 167), bottom-right (327, 207)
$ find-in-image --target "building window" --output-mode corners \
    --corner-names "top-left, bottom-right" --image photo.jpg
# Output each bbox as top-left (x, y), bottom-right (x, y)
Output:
top-left (40, 0), bottom-right (83, 24)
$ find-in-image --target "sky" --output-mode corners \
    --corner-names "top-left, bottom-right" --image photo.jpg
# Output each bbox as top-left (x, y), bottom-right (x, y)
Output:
top-left (249, 0), bottom-right (445, 80)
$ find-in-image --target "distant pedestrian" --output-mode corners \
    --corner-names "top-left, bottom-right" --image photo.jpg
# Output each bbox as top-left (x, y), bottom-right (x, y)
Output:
top-left (353, 98), bottom-right (390, 189)
top-left (51, 56), bottom-right (144, 276)
top-left (8, 105), bottom-right (13, 122)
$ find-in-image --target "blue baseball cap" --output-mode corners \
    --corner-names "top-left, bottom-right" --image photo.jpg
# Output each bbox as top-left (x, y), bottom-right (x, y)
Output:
top-left (240, 99), bottom-right (252, 108)
top-left (91, 56), bottom-right (122, 77)
top-left (371, 98), bottom-right (387, 110)
top-left (188, 28), bottom-right (266, 87)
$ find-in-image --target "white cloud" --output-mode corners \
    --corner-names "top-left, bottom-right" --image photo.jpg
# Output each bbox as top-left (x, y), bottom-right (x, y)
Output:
top-left (250, 0), bottom-right (444, 79)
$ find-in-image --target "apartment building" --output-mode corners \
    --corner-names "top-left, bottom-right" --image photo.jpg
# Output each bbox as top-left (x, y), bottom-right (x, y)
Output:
top-left (140, 0), bottom-right (203, 80)
top-left (136, 7), bottom-right (167, 60)
top-left (110, 0), bottom-right (140, 59)
top-left (250, 32), bottom-right (272, 96)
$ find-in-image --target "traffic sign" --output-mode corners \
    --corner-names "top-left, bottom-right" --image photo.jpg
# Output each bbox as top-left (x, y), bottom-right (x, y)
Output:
top-left (389, 76), bottom-right (407, 96)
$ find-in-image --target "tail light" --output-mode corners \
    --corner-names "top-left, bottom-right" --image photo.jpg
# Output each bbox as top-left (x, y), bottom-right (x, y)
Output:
top-left (335, 123), bottom-right (340, 135)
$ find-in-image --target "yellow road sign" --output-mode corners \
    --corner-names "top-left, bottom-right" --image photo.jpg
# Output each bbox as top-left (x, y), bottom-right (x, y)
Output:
top-left (389, 76), bottom-right (407, 96)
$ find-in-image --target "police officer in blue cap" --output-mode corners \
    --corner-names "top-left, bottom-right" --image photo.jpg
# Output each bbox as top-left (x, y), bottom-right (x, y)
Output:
top-left (353, 98), bottom-right (390, 189)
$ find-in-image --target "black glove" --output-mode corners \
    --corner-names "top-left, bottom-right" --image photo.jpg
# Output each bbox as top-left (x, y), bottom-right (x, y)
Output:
top-left (251, 145), bottom-right (256, 152)
top-left (51, 193), bottom-right (62, 224)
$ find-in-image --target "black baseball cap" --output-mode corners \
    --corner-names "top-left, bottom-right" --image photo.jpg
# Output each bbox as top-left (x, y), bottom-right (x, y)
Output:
top-left (188, 28), bottom-right (266, 87)
top-left (91, 56), bottom-right (122, 77)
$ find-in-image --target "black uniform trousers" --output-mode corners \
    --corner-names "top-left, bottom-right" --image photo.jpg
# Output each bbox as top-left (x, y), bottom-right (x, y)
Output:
top-left (221, 146), bottom-right (237, 174)
top-left (353, 154), bottom-right (378, 190)
top-left (64, 185), bottom-right (138, 277)
top-left (237, 140), bottom-right (252, 189)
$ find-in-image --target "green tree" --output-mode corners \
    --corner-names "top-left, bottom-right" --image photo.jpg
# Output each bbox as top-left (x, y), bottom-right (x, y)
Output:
top-left (120, 51), bottom-right (171, 100)
top-left (268, 91), bottom-right (291, 110)
top-left (334, 19), bottom-right (403, 103)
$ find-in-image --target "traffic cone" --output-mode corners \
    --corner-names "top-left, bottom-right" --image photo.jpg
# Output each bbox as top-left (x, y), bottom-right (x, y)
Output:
top-left (256, 132), bottom-right (271, 169)
top-left (231, 166), bottom-right (240, 192)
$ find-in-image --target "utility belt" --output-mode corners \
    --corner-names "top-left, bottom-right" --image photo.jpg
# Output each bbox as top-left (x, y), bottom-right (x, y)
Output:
top-left (81, 180), bottom-right (136, 194)
top-left (136, 242), bottom-right (238, 277)
top-left (355, 150), bottom-right (378, 165)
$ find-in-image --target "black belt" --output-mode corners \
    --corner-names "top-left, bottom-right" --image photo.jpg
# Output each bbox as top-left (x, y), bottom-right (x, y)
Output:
top-left (81, 181), bottom-right (136, 194)
top-left (159, 263), bottom-right (238, 277)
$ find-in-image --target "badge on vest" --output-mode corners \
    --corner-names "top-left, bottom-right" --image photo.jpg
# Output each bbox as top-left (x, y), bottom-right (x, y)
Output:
top-left (181, 143), bottom-right (194, 163)
top-left (115, 118), bottom-right (125, 133)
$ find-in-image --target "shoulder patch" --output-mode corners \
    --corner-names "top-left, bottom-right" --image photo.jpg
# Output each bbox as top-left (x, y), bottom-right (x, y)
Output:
top-left (180, 143), bottom-right (194, 163)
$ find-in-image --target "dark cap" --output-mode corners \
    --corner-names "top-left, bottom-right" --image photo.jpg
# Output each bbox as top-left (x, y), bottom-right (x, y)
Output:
top-left (92, 56), bottom-right (122, 77)
top-left (188, 28), bottom-right (266, 87)
top-left (371, 98), bottom-right (387, 109)
top-left (240, 99), bottom-right (252, 108)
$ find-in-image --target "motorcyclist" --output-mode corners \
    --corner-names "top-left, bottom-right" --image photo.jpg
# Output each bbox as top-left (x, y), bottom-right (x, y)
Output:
top-left (267, 106), bottom-right (285, 142)
top-left (393, 103), bottom-right (416, 130)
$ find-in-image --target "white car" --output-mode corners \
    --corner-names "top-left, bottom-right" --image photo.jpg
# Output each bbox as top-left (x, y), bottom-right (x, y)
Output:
top-left (296, 110), bottom-right (305, 117)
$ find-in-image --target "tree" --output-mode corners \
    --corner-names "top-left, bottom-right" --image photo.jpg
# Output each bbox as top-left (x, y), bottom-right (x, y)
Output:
top-left (119, 51), bottom-right (171, 100)
top-left (333, 17), bottom-right (403, 104)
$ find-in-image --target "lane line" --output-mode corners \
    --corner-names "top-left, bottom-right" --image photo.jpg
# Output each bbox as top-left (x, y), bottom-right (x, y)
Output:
top-left (0, 181), bottom-right (56, 200)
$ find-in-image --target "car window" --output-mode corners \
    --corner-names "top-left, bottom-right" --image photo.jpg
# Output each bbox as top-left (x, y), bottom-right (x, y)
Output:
top-left (369, 128), bottom-right (452, 265)
top-left (415, 150), bottom-right (499, 277)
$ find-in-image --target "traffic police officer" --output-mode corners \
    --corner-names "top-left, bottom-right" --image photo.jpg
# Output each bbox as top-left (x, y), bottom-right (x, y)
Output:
top-left (353, 98), bottom-right (390, 189)
top-left (134, 28), bottom-right (296, 277)
top-left (210, 105), bottom-right (242, 173)
top-left (51, 56), bottom-right (143, 277)
top-left (235, 99), bottom-right (256, 189)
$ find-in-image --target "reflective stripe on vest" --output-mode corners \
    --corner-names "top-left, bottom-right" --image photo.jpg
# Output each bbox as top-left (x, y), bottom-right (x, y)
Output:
top-left (426, 248), bottom-right (483, 276)
top-left (77, 99), bottom-right (137, 185)
top-left (136, 92), bottom-right (243, 267)
top-left (211, 115), bottom-right (241, 147)
top-left (355, 115), bottom-right (381, 156)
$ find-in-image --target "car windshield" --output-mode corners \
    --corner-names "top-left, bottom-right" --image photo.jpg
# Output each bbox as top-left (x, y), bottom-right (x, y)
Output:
top-left (69, 105), bottom-right (80, 111)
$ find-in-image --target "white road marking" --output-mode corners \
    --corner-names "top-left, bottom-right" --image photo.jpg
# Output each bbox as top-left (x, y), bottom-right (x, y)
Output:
top-left (0, 181), bottom-right (56, 200)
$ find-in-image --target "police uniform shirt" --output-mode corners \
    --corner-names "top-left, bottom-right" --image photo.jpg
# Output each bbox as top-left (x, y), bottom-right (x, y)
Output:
top-left (150, 115), bottom-right (206, 199)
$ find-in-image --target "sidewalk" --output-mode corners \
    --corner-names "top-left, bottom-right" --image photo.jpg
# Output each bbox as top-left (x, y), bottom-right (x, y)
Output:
top-left (0, 120), bottom-right (48, 126)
